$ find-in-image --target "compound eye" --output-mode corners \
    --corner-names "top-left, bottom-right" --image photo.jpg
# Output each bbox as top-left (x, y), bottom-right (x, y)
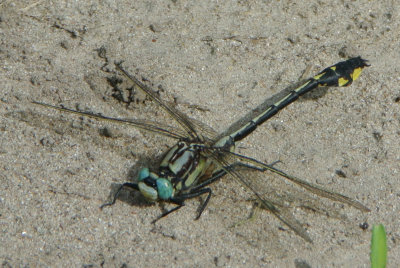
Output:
top-left (137, 168), bottom-right (158, 201)
top-left (138, 168), bottom-right (150, 181)
top-left (156, 178), bottom-right (173, 200)
top-left (138, 181), bottom-right (158, 202)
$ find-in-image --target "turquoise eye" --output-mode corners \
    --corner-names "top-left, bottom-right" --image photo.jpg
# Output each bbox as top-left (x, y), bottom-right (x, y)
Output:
top-left (156, 178), bottom-right (173, 200)
top-left (138, 168), bottom-right (150, 181)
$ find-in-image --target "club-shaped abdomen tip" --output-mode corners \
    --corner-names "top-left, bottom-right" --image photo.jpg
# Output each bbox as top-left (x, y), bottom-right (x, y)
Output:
top-left (349, 57), bottom-right (370, 82)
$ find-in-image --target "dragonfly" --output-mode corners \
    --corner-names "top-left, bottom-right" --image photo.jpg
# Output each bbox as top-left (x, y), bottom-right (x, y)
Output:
top-left (33, 57), bottom-right (370, 242)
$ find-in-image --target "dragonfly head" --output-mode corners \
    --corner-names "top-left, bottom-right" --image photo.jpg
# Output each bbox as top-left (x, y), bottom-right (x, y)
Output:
top-left (137, 168), bottom-right (173, 202)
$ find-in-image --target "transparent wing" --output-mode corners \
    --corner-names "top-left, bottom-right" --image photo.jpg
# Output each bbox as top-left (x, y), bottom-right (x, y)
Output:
top-left (209, 147), bottom-right (370, 212)
top-left (115, 63), bottom-right (203, 141)
top-left (169, 104), bottom-right (218, 142)
top-left (206, 150), bottom-right (313, 242)
top-left (32, 101), bottom-right (189, 140)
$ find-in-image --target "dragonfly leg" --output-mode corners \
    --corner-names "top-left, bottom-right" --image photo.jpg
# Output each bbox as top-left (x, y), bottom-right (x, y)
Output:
top-left (193, 188), bottom-right (212, 220)
top-left (190, 161), bottom-right (270, 193)
top-left (187, 161), bottom-right (280, 219)
top-left (152, 160), bottom-right (284, 221)
top-left (151, 203), bottom-right (184, 224)
top-left (152, 187), bottom-right (212, 222)
top-left (100, 182), bottom-right (139, 209)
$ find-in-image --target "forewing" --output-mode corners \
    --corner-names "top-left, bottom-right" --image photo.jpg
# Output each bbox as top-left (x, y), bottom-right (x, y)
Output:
top-left (115, 63), bottom-right (202, 141)
top-left (32, 102), bottom-right (188, 140)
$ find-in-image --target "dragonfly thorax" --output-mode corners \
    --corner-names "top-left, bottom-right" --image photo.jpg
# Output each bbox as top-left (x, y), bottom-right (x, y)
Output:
top-left (159, 141), bottom-right (209, 192)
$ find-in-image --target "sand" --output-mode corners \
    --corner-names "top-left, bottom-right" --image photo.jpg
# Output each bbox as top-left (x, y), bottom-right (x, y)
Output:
top-left (1, 1), bottom-right (399, 267)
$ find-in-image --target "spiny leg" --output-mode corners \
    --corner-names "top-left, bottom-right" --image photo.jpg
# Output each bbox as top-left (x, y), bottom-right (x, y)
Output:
top-left (151, 188), bottom-right (212, 223)
top-left (146, 161), bottom-right (266, 222)
top-left (191, 163), bottom-right (276, 227)
top-left (99, 162), bottom-right (266, 217)
top-left (100, 182), bottom-right (139, 209)
top-left (186, 162), bottom-right (277, 219)
top-left (151, 203), bottom-right (184, 224)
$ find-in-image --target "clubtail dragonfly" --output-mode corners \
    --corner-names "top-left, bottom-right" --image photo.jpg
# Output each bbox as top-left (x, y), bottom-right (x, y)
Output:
top-left (34, 57), bottom-right (370, 242)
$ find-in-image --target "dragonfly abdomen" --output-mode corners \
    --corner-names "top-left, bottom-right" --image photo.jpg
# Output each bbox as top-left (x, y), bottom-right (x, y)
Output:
top-left (229, 57), bottom-right (369, 143)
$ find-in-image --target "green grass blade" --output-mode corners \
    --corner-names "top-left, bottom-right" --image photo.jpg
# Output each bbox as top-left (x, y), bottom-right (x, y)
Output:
top-left (371, 224), bottom-right (387, 268)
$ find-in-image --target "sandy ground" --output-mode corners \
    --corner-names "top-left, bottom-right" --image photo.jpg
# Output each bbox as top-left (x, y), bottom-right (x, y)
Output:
top-left (1, 0), bottom-right (399, 267)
